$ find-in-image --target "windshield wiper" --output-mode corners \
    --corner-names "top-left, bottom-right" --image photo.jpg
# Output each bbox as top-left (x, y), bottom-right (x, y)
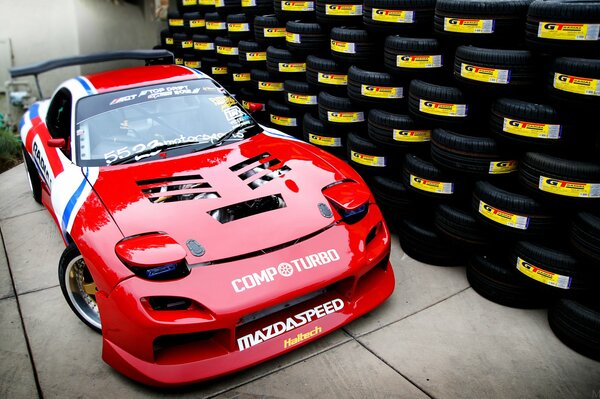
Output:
top-left (110, 141), bottom-right (201, 165)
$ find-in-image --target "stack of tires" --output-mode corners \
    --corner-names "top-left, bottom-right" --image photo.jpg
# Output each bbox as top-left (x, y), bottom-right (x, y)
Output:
top-left (159, 0), bottom-right (600, 361)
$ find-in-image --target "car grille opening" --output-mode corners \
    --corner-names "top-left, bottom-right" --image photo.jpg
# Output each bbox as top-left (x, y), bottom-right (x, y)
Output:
top-left (207, 194), bottom-right (286, 224)
top-left (148, 296), bottom-right (192, 311)
top-left (229, 152), bottom-right (291, 189)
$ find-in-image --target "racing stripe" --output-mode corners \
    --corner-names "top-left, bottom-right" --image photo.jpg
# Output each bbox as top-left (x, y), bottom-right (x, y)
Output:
top-left (178, 65), bottom-right (206, 78)
top-left (260, 124), bottom-right (301, 142)
top-left (61, 168), bottom-right (89, 233)
top-left (53, 166), bottom-right (99, 237)
top-left (75, 76), bottom-right (97, 95)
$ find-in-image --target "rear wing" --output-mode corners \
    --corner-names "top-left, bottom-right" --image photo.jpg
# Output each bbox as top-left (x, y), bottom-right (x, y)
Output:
top-left (9, 49), bottom-right (174, 97)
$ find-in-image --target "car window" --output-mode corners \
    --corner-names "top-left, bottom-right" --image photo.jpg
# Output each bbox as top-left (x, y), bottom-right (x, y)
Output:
top-left (46, 88), bottom-right (72, 141)
top-left (74, 79), bottom-right (258, 166)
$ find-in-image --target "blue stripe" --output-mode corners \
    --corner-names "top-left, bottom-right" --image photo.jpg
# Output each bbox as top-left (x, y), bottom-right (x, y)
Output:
top-left (29, 103), bottom-right (39, 119)
top-left (61, 168), bottom-right (89, 233)
top-left (75, 77), bottom-right (93, 95)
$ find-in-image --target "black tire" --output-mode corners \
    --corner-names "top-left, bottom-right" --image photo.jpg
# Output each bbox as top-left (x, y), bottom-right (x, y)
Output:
top-left (316, 0), bottom-right (364, 26)
top-left (398, 217), bottom-right (465, 266)
top-left (408, 80), bottom-right (473, 128)
top-left (238, 40), bottom-right (267, 67)
top-left (570, 212), bottom-right (600, 266)
top-left (172, 32), bottom-right (194, 52)
top-left (526, 0), bottom-right (600, 57)
top-left (512, 240), bottom-right (596, 292)
top-left (183, 12), bottom-right (206, 35)
top-left (251, 68), bottom-right (285, 101)
top-left (402, 152), bottom-right (460, 200)
top-left (547, 57), bottom-right (600, 115)
top-left (472, 180), bottom-right (560, 238)
top-left (201, 57), bottom-right (230, 82)
top-left (227, 14), bottom-right (253, 41)
top-left (284, 80), bottom-right (318, 112)
top-left (347, 66), bottom-right (406, 109)
top-left (274, 0), bottom-right (317, 21)
top-left (160, 29), bottom-right (175, 52)
top-left (215, 36), bottom-right (239, 62)
top-left (254, 14), bottom-right (287, 47)
top-left (228, 62), bottom-right (252, 91)
top-left (59, 244), bottom-right (101, 333)
top-left (367, 109), bottom-right (431, 152)
top-left (548, 295), bottom-right (600, 361)
top-left (317, 91), bottom-right (366, 129)
top-left (518, 152), bottom-right (600, 207)
top-left (383, 35), bottom-right (447, 81)
top-left (285, 21), bottom-right (330, 55)
top-left (346, 131), bottom-right (391, 175)
top-left (468, 254), bottom-right (548, 309)
top-left (434, 0), bottom-right (532, 46)
top-left (431, 128), bottom-right (519, 177)
top-left (168, 11), bottom-right (186, 33)
top-left (267, 99), bottom-right (302, 136)
top-left (306, 55), bottom-right (348, 95)
top-left (22, 147), bottom-right (42, 204)
top-left (184, 52), bottom-right (202, 70)
top-left (369, 175), bottom-right (419, 221)
top-left (193, 34), bottom-right (216, 57)
top-left (434, 203), bottom-right (492, 251)
top-left (241, 0), bottom-right (274, 16)
top-left (205, 12), bottom-right (228, 38)
top-left (302, 112), bottom-right (346, 157)
top-left (266, 46), bottom-right (307, 79)
top-left (363, 0), bottom-right (436, 35)
top-left (330, 27), bottom-right (380, 67)
top-left (215, 0), bottom-right (241, 17)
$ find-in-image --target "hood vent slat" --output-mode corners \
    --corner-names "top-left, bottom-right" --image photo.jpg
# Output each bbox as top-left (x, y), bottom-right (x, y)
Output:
top-left (137, 174), bottom-right (220, 203)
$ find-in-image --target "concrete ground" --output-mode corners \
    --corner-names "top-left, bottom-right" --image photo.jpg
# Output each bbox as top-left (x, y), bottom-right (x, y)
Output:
top-left (0, 163), bottom-right (598, 399)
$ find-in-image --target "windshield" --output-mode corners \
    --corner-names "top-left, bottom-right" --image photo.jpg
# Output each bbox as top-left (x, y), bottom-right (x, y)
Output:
top-left (74, 79), bottom-right (258, 166)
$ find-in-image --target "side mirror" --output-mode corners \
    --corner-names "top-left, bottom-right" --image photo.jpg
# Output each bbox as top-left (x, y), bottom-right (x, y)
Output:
top-left (247, 103), bottom-right (264, 114)
top-left (47, 138), bottom-right (66, 148)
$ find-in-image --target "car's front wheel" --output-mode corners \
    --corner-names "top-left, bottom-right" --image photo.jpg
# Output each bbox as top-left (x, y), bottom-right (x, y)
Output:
top-left (59, 244), bottom-right (101, 332)
top-left (22, 147), bottom-right (42, 204)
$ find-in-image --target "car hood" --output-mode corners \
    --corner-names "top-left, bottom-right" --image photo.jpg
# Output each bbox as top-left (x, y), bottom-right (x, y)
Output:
top-left (92, 133), bottom-right (348, 264)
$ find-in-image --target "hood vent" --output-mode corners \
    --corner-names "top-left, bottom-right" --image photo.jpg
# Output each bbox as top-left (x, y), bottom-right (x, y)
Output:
top-left (137, 174), bottom-right (220, 203)
top-left (229, 152), bottom-right (291, 190)
top-left (208, 194), bottom-right (286, 224)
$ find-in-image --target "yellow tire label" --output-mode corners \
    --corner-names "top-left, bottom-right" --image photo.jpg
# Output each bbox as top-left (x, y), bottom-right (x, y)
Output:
top-left (182, 40), bottom-right (193, 49)
top-left (372, 9), bottom-right (415, 23)
top-left (184, 60), bottom-right (201, 69)
top-left (539, 176), bottom-right (600, 198)
top-left (264, 27), bottom-right (287, 37)
top-left (183, 0), bottom-right (197, 5)
top-left (175, 57), bottom-right (184, 65)
top-left (327, 111), bottom-right (364, 123)
top-left (308, 134), bottom-right (342, 147)
top-left (258, 81), bottom-right (284, 91)
top-left (444, 18), bottom-right (494, 34)
top-left (215, 0), bottom-right (224, 6)
top-left (317, 73), bottom-right (348, 85)
top-left (246, 52), bottom-right (267, 61)
top-left (194, 42), bottom-right (215, 50)
top-left (393, 129), bottom-right (431, 142)
top-left (242, 0), bottom-right (256, 6)
top-left (502, 118), bottom-right (562, 139)
top-left (279, 62), bottom-right (306, 72)
top-left (419, 99), bottom-right (467, 117)
top-left (169, 18), bottom-right (184, 27)
top-left (396, 54), bottom-right (442, 69)
top-left (351, 151), bottom-right (386, 167)
top-left (553, 73), bottom-right (600, 97)
top-left (211, 66), bottom-right (227, 75)
top-left (361, 85), bottom-right (403, 99)
top-left (281, 1), bottom-right (314, 11)
top-left (166, 38), bottom-right (174, 45)
top-left (516, 257), bottom-right (572, 289)
top-left (331, 40), bottom-right (356, 54)
top-left (270, 114), bottom-right (297, 126)
top-left (538, 22), bottom-right (600, 41)
top-left (206, 21), bottom-right (226, 30)
top-left (190, 19), bottom-right (206, 28)
top-left (286, 32), bottom-right (301, 43)
top-left (325, 4), bottom-right (362, 15)
top-left (461, 63), bottom-right (510, 84)
top-left (199, 0), bottom-right (215, 4)
top-left (233, 73), bottom-right (251, 82)
top-left (489, 160), bottom-right (518, 175)
top-left (288, 93), bottom-right (317, 105)
top-left (410, 175), bottom-right (453, 194)
top-left (228, 23), bottom-right (250, 32)
top-left (217, 46), bottom-right (238, 55)
top-left (478, 200), bottom-right (529, 230)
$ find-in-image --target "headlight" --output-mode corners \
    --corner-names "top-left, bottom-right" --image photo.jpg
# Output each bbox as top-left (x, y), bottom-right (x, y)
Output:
top-left (322, 180), bottom-right (371, 224)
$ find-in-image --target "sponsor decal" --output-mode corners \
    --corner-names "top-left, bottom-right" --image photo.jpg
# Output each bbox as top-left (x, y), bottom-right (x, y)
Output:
top-left (308, 134), bottom-right (341, 147)
top-left (206, 21), bottom-right (226, 30)
top-left (393, 129), bottom-right (431, 142)
top-left (184, 60), bottom-right (201, 69)
top-left (281, 1), bottom-right (314, 11)
top-left (538, 22), bottom-right (600, 41)
top-left (330, 40), bottom-right (355, 54)
top-left (360, 85), bottom-right (403, 99)
top-left (288, 93), bottom-right (317, 105)
top-left (279, 62), bottom-right (306, 73)
top-left (478, 201), bottom-right (529, 230)
top-left (538, 177), bottom-right (600, 198)
top-left (264, 27), bottom-right (286, 37)
top-left (553, 73), bottom-right (600, 96)
top-left (396, 54), bottom-right (442, 69)
top-left (410, 175), bottom-right (453, 194)
top-left (217, 46), bottom-right (238, 55)
top-left (488, 160), bottom-right (518, 175)
top-left (444, 18), bottom-right (494, 33)
top-left (194, 41), bottom-right (215, 50)
top-left (516, 257), bottom-right (571, 289)
top-left (351, 151), bottom-right (386, 167)
top-left (258, 81), bottom-right (284, 91)
top-left (242, 0), bottom-right (257, 7)
top-left (228, 22), bottom-right (250, 32)
top-left (211, 66), bottom-right (228, 75)
top-left (317, 72), bottom-right (347, 85)
top-left (32, 137), bottom-right (53, 188)
top-left (246, 51), bottom-right (267, 61)
top-left (461, 64), bottom-right (510, 84)
top-left (372, 9), bottom-right (414, 23)
top-left (327, 111), bottom-right (364, 123)
top-left (231, 249), bottom-right (340, 293)
top-left (284, 326), bottom-right (322, 348)
top-left (419, 99), bottom-right (467, 117)
top-left (190, 19), bottom-right (205, 28)
top-left (233, 73), bottom-right (251, 82)
top-left (237, 298), bottom-right (344, 351)
top-left (270, 114), bottom-right (298, 127)
top-left (325, 4), bottom-right (362, 15)
top-left (169, 18), bottom-right (184, 27)
top-left (502, 118), bottom-right (562, 139)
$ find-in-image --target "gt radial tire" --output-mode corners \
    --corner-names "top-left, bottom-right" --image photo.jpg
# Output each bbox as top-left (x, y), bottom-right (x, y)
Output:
top-left (266, 46), bottom-right (307, 80)
top-left (490, 98), bottom-right (572, 152)
top-left (183, 12), bottom-right (206, 35)
top-left (306, 55), bottom-right (348, 95)
top-left (369, 175), bottom-right (420, 222)
top-left (347, 66), bottom-right (406, 110)
top-left (241, 0), bottom-right (274, 16)
top-left (274, 0), bottom-right (317, 21)
top-left (254, 15), bottom-right (287, 47)
top-left (433, 0), bottom-right (532, 46)
top-left (238, 87), bottom-right (268, 123)
top-left (453, 45), bottom-right (538, 96)
top-left (22, 148), bottom-right (42, 204)
top-left (363, 0), bottom-right (436, 35)
top-left (318, 92), bottom-right (366, 130)
top-left (285, 21), bottom-right (330, 55)
top-left (168, 11), bottom-right (186, 33)
top-left (548, 57), bottom-right (600, 115)
top-left (511, 240), bottom-right (597, 292)
top-left (214, 0), bottom-right (242, 17)
top-left (402, 153), bottom-right (462, 201)
top-left (160, 29), bottom-right (175, 52)
top-left (330, 27), bottom-right (380, 68)
top-left (176, 0), bottom-right (205, 14)
top-left (284, 80), bottom-right (318, 113)
top-left (215, 36), bottom-right (239, 62)
top-left (227, 14), bottom-right (253, 41)
top-left (434, 203), bottom-right (493, 251)
top-left (383, 35), bottom-right (447, 81)
top-left (526, 0), bottom-right (600, 57)
top-left (548, 295), bottom-right (600, 361)
top-left (193, 34), bottom-right (216, 57)
top-left (430, 128), bottom-right (519, 178)
top-left (472, 180), bottom-right (560, 238)
top-left (316, 0), bottom-right (363, 26)
top-left (205, 12), bottom-right (228, 38)
top-left (184, 52), bottom-right (202, 70)
top-left (238, 40), bottom-right (267, 67)
top-left (302, 112), bottom-right (346, 158)
top-left (398, 217), bottom-right (465, 266)
top-left (408, 80), bottom-right (474, 128)
top-left (467, 254), bottom-right (548, 309)
top-left (267, 99), bottom-right (301, 136)
top-left (251, 68), bottom-right (285, 101)
top-left (173, 33), bottom-right (194, 53)
top-left (201, 57), bottom-right (230, 84)
top-left (518, 152), bottom-right (600, 208)
top-left (367, 109), bottom-right (431, 152)
top-left (228, 62), bottom-right (252, 91)
top-left (346, 131), bottom-right (392, 175)
top-left (570, 212), bottom-right (600, 265)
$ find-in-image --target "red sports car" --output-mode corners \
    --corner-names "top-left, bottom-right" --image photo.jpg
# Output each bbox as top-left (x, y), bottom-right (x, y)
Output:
top-left (13, 50), bottom-right (394, 386)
